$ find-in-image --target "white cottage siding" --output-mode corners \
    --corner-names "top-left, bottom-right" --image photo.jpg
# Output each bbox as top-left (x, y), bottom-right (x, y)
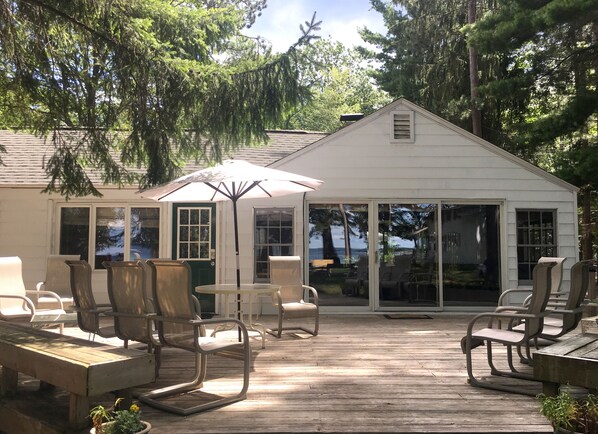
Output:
top-left (276, 99), bottom-right (579, 300)
top-left (0, 189), bottom-right (52, 290)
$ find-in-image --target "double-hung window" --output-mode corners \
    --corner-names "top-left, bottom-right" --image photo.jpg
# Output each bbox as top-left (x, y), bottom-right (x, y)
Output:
top-left (516, 209), bottom-right (557, 283)
top-left (254, 208), bottom-right (294, 281)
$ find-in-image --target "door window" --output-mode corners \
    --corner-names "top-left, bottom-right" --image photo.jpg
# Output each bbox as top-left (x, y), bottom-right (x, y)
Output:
top-left (177, 207), bottom-right (212, 260)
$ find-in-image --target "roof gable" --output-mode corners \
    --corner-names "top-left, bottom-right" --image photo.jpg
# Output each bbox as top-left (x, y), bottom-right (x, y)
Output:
top-left (273, 98), bottom-right (578, 193)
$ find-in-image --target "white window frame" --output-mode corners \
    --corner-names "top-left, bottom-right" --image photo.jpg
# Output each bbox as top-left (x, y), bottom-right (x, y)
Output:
top-left (253, 207), bottom-right (294, 282)
top-left (56, 203), bottom-right (161, 269)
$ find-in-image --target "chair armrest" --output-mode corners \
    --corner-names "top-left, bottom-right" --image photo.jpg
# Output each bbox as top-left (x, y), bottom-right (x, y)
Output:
top-left (35, 281), bottom-right (45, 291)
top-left (105, 311), bottom-right (157, 319)
top-left (302, 285), bottom-right (319, 305)
top-left (497, 288), bottom-right (532, 306)
top-left (70, 306), bottom-right (112, 315)
top-left (467, 311), bottom-right (548, 336)
top-left (25, 289), bottom-right (64, 310)
top-left (550, 306), bottom-right (584, 315)
top-left (0, 294), bottom-right (37, 315)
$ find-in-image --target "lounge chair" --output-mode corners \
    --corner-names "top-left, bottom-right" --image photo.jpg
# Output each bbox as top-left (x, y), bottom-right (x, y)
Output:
top-left (66, 260), bottom-right (116, 340)
top-left (463, 260), bottom-right (554, 395)
top-left (104, 260), bottom-right (161, 374)
top-left (268, 256), bottom-right (319, 338)
top-left (139, 259), bottom-right (250, 415)
top-left (35, 254), bottom-right (80, 310)
top-left (0, 256), bottom-right (69, 333)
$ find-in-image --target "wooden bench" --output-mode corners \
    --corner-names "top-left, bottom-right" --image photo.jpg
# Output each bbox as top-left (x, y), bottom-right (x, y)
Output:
top-left (534, 332), bottom-right (598, 395)
top-left (0, 321), bottom-right (155, 430)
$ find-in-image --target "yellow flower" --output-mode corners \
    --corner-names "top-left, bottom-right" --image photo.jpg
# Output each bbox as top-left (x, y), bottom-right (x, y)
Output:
top-left (129, 404), bottom-right (140, 413)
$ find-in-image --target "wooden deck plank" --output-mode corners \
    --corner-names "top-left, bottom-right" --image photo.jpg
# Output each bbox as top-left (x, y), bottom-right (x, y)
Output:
top-left (2, 315), bottom-right (555, 433)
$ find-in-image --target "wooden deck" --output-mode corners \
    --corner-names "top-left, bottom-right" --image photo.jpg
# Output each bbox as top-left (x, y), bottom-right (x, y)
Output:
top-left (1, 315), bottom-right (555, 433)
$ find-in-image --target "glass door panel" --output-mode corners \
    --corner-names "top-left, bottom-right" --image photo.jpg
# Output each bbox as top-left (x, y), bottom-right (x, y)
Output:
top-left (378, 203), bottom-right (438, 308)
top-left (308, 204), bottom-right (369, 307)
top-left (441, 204), bottom-right (500, 306)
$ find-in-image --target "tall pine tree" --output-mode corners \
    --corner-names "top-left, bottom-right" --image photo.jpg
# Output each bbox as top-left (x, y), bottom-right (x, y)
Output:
top-left (0, 0), bottom-right (319, 197)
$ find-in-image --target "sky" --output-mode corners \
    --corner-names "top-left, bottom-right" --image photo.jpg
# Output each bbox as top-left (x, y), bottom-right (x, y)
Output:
top-left (245, 0), bottom-right (387, 53)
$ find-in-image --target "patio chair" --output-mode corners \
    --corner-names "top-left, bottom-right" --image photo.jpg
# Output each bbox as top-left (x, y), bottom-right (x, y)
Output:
top-left (104, 260), bottom-right (161, 374)
top-left (0, 256), bottom-right (69, 333)
top-left (139, 259), bottom-right (250, 415)
top-left (268, 256), bottom-right (319, 338)
top-left (497, 257), bottom-right (566, 307)
top-left (65, 260), bottom-right (116, 340)
top-left (513, 259), bottom-right (592, 348)
top-left (35, 254), bottom-right (80, 310)
top-left (463, 260), bottom-right (554, 395)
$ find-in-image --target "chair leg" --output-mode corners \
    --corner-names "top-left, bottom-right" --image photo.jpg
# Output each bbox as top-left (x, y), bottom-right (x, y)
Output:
top-left (466, 336), bottom-right (538, 395)
top-left (139, 338), bottom-right (251, 415)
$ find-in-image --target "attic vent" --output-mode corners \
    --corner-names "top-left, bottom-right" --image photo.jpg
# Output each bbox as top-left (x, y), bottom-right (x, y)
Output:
top-left (391, 110), bottom-right (414, 142)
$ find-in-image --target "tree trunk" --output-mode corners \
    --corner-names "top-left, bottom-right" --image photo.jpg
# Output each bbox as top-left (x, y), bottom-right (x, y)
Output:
top-left (582, 187), bottom-right (593, 260)
top-left (467, 0), bottom-right (482, 137)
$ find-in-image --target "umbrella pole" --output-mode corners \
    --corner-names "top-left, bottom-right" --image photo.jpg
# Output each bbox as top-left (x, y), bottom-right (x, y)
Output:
top-left (232, 198), bottom-right (242, 342)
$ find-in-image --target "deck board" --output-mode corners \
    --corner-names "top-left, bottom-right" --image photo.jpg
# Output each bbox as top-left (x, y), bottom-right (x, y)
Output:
top-left (2, 315), bottom-right (555, 433)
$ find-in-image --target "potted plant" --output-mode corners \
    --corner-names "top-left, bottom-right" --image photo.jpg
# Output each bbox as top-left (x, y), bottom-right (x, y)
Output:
top-left (537, 391), bottom-right (598, 433)
top-left (89, 398), bottom-right (151, 434)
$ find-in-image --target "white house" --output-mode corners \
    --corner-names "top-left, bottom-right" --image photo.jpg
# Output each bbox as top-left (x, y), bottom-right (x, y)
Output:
top-left (0, 99), bottom-right (579, 314)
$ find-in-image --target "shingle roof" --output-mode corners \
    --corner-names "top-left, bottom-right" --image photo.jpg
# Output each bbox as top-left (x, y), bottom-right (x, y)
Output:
top-left (0, 129), bottom-right (327, 186)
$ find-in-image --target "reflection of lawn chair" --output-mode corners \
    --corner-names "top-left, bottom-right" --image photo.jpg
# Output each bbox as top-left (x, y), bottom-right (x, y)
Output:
top-left (380, 255), bottom-right (412, 300)
top-left (342, 256), bottom-right (368, 296)
top-left (406, 265), bottom-right (437, 303)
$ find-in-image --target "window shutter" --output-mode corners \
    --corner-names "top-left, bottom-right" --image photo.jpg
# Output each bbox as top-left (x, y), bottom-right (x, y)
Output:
top-left (391, 111), bottom-right (414, 142)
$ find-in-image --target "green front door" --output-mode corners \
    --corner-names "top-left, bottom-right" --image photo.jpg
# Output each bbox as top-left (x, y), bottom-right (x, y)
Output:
top-left (172, 203), bottom-right (216, 316)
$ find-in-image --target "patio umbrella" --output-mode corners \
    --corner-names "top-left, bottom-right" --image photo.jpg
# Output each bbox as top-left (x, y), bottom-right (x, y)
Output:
top-left (140, 159), bottom-right (323, 328)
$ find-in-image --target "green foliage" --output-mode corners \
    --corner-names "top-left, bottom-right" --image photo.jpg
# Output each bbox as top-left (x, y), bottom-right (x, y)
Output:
top-left (0, 0), bottom-right (319, 197)
top-left (272, 38), bottom-right (390, 132)
top-left (90, 398), bottom-right (144, 434)
top-left (360, 0), bottom-right (514, 146)
top-left (538, 391), bottom-right (598, 433)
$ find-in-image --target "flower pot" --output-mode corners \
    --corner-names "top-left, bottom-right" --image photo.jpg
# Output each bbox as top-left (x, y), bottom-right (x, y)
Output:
top-left (90, 420), bottom-right (151, 434)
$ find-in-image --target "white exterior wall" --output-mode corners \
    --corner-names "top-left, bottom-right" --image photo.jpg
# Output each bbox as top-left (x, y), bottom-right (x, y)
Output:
top-left (0, 100), bottom-right (579, 311)
top-left (269, 100), bottom-right (579, 297)
top-left (0, 187), bottom-right (168, 304)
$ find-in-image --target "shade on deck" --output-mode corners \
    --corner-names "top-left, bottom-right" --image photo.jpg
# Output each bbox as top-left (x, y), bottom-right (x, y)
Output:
top-left (1, 315), bottom-right (553, 433)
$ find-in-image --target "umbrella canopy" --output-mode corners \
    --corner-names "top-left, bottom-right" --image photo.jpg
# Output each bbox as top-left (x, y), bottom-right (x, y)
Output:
top-left (140, 159), bottom-right (323, 324)
top-left (140, 159), bottom-right (322, 204)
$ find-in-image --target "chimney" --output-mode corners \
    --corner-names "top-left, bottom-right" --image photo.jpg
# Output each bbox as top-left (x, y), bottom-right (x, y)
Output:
top-left (339, 113), bottom-right (364, 122)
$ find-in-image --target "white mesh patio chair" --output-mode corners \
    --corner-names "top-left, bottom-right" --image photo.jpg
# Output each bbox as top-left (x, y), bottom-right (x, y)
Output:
top-left (0, 256), bottom-right (68, 333)
top-left (35, 254), bottom-right (80, 310)
top-left (268, 256), bottom-right (319, 338)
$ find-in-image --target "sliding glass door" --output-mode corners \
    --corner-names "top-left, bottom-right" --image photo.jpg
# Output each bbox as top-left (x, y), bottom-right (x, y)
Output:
top-left (308, 201), bottom-right (500, 310)
top-left (377, 203), bottom-right (439, 308)
top-left (441, 204), bottom-right (500, 307)
top-left (308, 203), bottom-right (369, 307)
